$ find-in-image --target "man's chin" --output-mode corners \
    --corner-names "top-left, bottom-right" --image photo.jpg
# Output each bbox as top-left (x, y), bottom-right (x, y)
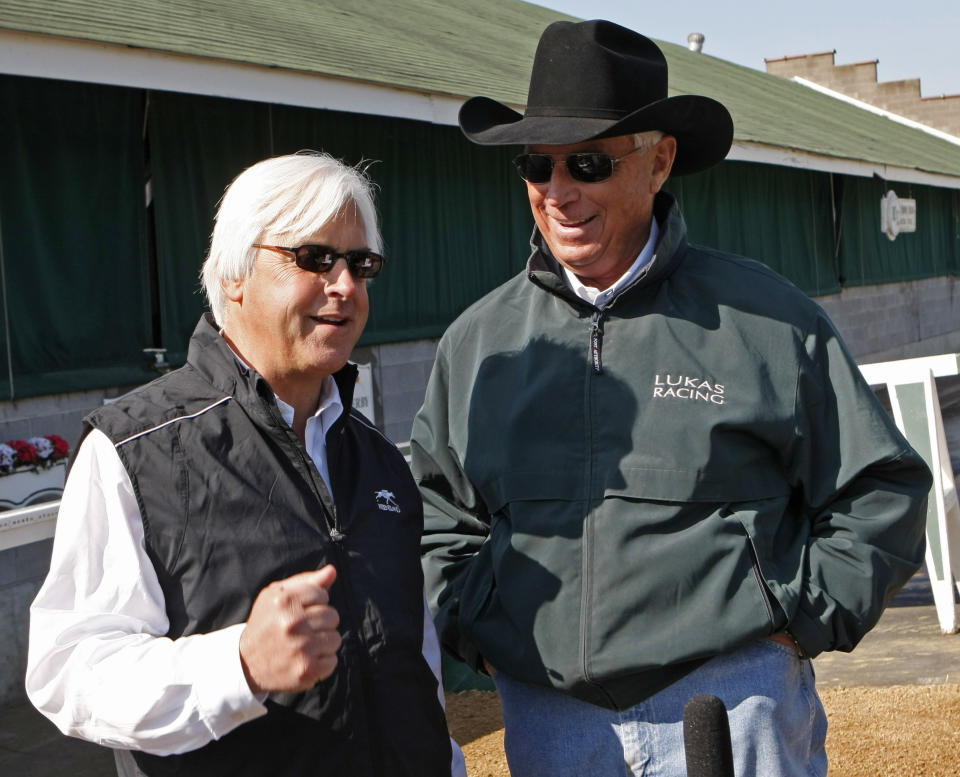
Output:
top-left (308, 341), bottom-right (361, 376)
top-left (554, 253), bottom-right (603, 277)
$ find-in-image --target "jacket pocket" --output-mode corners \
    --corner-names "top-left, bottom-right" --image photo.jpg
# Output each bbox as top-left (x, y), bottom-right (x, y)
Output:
top-left (584, 476), bottom-right (793, 678)
top-left (734, 511), bottom-right (789, 633)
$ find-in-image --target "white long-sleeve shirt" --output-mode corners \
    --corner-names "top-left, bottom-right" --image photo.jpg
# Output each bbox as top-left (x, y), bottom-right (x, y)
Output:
top-left (26, 386), bottom-right (465, 774)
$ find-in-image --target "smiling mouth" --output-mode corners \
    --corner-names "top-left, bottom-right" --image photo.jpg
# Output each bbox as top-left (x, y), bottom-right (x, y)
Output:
top-left (553, 215), bottom-right (595, 228)
top-left (311, 315), bottom-right (348, 326)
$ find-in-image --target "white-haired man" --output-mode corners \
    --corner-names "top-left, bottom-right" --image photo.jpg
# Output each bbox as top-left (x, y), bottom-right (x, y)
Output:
top-left (28, 152), bottom-right (465, 777)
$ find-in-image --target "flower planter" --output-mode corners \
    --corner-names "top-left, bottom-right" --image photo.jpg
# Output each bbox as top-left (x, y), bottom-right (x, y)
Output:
top-left (0, 462), bottom-right (66, 511)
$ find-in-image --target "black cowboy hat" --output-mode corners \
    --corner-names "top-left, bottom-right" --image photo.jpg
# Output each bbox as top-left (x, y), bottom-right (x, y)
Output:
top-left (459, 20), bottom-right (734, 176)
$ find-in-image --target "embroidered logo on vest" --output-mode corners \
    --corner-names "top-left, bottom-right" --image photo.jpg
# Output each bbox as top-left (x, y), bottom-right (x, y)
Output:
top-left (652, 374), bottom-right (725, 405)
top-left (375, 489), bottom-right (401, 513)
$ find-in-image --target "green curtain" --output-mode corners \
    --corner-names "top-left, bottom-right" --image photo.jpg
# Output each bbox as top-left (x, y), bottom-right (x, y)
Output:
top-left (0, 75), bottom-right (152, 399)
top-left (667, 161), bottom-right (839, 296)
top-left (148, 93), bottom-right (533, 355)
top-left (147, 91), bottom-right (275, 362)
top-left (837, 176), bottom-right (960, 286)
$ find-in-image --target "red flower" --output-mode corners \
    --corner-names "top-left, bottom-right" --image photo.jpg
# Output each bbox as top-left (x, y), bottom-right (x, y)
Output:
top-left (9, 439), bottom-right (38, 466)
top-left (47, 435), bottom-right (70, 460)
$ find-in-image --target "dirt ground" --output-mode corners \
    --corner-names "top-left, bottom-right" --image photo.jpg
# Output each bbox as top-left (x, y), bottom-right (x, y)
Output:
top-left (445, 685), bottom-right (960, 777)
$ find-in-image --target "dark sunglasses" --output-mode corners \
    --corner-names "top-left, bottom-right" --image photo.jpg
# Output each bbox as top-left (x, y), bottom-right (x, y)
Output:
top-left (253, 244), bottom-right (385, 279)
top-left (512, 144), bottom-right (651, 184)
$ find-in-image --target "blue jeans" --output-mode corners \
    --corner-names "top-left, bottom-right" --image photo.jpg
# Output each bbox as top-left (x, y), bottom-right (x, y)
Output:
top-left (492, 639), bottom-right (827, 777)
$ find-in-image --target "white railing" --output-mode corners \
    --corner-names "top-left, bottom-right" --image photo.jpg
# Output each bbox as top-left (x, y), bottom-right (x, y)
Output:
top-left (0, 500), bottom-right (59, 552)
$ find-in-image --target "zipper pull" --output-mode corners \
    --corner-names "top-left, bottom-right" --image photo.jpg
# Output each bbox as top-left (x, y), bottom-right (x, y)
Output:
top-left (590, 310), bottom-right (604, 375)
top-left (329, 527), bottom-right (346, 542)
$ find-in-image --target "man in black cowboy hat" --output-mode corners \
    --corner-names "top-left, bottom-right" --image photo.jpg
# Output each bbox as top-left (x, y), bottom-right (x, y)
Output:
top-left (412, 19), bottom-right (929, 777)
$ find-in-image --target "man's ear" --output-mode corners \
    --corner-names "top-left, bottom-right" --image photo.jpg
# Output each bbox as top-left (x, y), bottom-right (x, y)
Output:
top-left (222, 276), bottom-right (244, 304)
top-left (649, 136), bottom-right (678, 194)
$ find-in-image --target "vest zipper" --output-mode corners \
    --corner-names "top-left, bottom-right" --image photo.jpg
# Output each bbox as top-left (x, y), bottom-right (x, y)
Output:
top-left (265, 398), bottom-right (345, 542)
top-left (295, 439), bottom-right (345, 542)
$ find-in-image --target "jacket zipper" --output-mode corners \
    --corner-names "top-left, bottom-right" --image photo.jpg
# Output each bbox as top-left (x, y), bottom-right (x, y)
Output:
top-left (588, 266), bottom-right (649, 375)
top-left (582, 306), bottom-right (604, 691)
top-left (590, 309), bottom-right (605, 375)
top-left (583, 301), bottom-right (639, 706)
top-left (579, 326), bottom-right (619, 707)
top-left (579, 343), bottom-right (594, 689)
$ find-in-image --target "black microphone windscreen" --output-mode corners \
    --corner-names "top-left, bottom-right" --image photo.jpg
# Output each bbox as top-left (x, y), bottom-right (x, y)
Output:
top-left (683, 693), bottom-right (735, 777)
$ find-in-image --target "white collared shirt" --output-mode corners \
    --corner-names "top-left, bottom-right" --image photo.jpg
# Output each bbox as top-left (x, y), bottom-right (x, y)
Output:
top-left (275, 375), bottom-right (342, 495)
top-left (562, 216), bottom-right (660, 308)
top-left (25, 379), bottom-right (465, 774)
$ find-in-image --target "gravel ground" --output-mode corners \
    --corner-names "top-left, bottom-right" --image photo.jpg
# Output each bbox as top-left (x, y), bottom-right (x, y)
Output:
top-left (446, 685), bottom-right (960, 777)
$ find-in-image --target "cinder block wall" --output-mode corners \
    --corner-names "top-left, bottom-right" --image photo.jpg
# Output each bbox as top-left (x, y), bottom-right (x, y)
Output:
top-left (0, 540), bottom-right (53, 703)
top-left (353, 338), bottom-right (439, 445)
top-left (817, 275), bottom-right (960, 363)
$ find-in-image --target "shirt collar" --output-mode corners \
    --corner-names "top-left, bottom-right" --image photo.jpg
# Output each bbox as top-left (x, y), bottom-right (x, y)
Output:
top-left (275, 377), bottom-right (343, 442)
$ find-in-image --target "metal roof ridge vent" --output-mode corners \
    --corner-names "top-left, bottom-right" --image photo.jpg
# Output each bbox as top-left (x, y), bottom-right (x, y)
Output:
top-left (687, 32), bottom-right (705, 52)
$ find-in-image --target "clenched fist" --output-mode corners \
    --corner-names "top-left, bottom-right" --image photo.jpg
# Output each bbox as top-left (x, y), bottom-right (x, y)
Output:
top-left (239, 565), bottom-right (341, 694)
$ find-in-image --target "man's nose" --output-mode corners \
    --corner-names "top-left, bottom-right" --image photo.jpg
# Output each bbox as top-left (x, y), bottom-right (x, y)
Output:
top-left (324, 259), bottom-right (360, 296)
top-left (540, 159), bottom-right (581, 201)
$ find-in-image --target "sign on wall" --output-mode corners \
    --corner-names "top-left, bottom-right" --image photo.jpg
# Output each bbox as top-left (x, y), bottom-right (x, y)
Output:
top-left (880, 189), bottom-right (917, 241)
top-left (352, 363), bottom-right (376, 424)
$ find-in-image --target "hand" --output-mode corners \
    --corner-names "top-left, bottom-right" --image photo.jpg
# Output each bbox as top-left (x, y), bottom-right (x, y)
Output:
top-left (239, 565), bottom-right (341, 694)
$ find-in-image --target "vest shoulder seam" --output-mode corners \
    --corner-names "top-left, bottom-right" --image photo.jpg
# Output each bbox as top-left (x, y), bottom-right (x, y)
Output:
top-left (349, 408), bottom-right (398, 449)
top-left (115, 396), bottom-right (233, 448)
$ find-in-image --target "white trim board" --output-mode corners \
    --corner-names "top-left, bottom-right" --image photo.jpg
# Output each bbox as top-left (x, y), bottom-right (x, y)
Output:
top-left (0, 29), bottom-right (463, 126)
top-left (727, 142), bottom-right (960, 190)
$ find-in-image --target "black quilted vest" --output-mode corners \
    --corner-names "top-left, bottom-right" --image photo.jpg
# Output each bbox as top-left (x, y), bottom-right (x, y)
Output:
top-left (84, 315), bottom-right (451, 777)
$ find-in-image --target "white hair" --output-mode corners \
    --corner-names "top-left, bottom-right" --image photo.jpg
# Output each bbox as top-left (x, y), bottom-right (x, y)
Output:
top-left (201, 151), bottom-right (382, 326)
top-left (632, 130), bottom-right (665, 151)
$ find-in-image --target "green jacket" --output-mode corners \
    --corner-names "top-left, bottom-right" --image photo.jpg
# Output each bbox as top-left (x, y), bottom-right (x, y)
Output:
top-left (412, 193), bottom-right (930, 710)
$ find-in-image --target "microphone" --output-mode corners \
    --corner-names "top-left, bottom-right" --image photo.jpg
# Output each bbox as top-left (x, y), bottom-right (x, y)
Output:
top-left (683, 693), bottom-right (735, 777)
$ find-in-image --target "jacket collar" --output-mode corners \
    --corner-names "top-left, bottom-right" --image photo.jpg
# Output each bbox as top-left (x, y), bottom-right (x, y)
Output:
top-left (526, 190), bottom-right (689, 305)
